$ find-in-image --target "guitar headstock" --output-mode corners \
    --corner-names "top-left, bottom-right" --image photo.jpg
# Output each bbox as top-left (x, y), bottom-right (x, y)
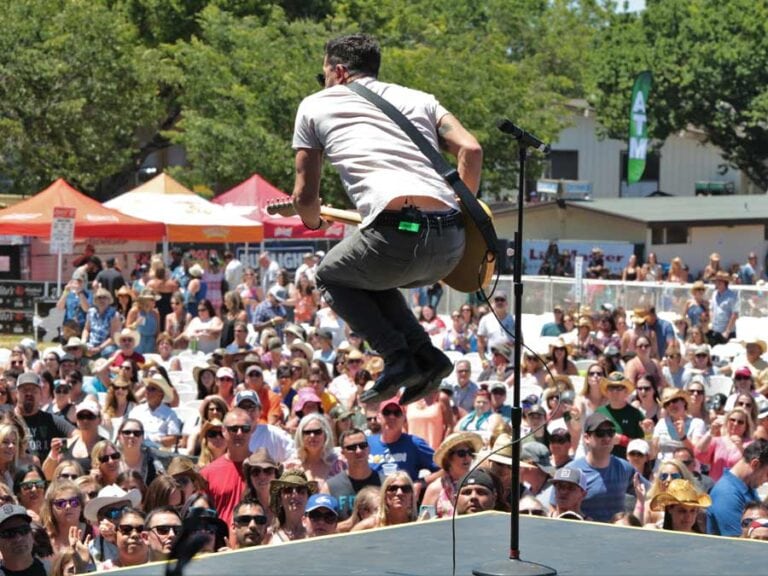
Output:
top-left (265, 199), bottom-right (296, 217)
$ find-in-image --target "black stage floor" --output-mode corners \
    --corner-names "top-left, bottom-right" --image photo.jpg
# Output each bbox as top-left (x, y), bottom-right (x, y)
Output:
top-left (114, 511), bottom-right (768, 576)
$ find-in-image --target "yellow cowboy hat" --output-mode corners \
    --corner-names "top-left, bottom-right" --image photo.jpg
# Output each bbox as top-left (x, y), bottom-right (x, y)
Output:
top-left (650, 479), bottom-right (711, 512)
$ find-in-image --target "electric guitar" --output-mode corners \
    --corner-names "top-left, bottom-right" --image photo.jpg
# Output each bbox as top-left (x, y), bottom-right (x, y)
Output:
top-left (266, 200), bottom-right (495, 292)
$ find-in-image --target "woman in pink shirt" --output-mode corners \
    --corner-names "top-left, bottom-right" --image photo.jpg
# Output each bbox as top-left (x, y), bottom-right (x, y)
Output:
top-left (694, 407), bottom-right (753, 481)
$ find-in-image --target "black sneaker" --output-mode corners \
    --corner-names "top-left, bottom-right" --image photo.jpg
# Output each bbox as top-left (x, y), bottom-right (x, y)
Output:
top-left (399, 346), bottom-right (453, 405)
top-left (359, 353), bottom-right (423, 404)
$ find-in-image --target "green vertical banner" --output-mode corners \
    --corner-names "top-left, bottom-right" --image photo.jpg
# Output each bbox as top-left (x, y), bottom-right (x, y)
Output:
top-left (627, 71), bottom-right (652, 185)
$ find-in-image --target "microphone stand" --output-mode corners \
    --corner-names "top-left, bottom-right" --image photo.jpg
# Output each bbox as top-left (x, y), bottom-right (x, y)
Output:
top-left (473, 130), bottom-right (556, 576)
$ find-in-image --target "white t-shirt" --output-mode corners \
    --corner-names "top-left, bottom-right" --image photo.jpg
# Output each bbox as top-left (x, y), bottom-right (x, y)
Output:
top-left (128, 403), bottom-right (182, 443)
top-left (248, 424), bottom-right (296, 462)
top-left (292, 77), bottom-right (458, 227)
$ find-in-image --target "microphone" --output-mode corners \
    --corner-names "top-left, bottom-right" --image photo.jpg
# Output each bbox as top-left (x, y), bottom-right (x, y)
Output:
top-left (496, 119), bottom-right (551, 154)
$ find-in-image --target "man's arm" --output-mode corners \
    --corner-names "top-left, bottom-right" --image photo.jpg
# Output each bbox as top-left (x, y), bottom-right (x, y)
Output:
top-left (436, 113), bottom-right (483, 194)
top-left (291, 148), bottom-right (325, 229)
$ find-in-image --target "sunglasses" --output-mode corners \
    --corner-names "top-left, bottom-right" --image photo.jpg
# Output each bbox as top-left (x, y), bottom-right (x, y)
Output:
top-left (226, 425), bottom-right (252, 434)
top-left (386, 484), bottom-right (413, 494)
top-left (637, 344), bottom-right (650, 349)
top-left (588, 371), bottom-right (604, 377)
top-left (450, 448), bottom-right (475, 459)
top-left (659, 472), bottom-right (683, 481)
top-left (52, 497), bottom-right (81, 510)
top-left (636, 386), bottom-right (652, 392)
top-left (117, 524), bottom-right (145, 536)
top-left (737, 401), bottom-right (753, 408)
top-left (205, 429), bottom-right (224, 439)
top-left (20, 480), bottom-right (45, 491)
top-left (729, 418), bottom-right (747, 425)
top-left (57, 473), bottom-right (79, 481)
top-left (102, 506), bottom-right (127, 521)
top-left (151, 524), bottom-right (180, 536)
top-left (54, 385), bottom-right (71, 395)
top-left (680, 459), bottom-right (694, 467)
top-left (308, 510), bottom-right (337, 523)
top-left (591, 428), bottom-right (616, 438)
top-left (283, 486), bottom-right (308, 496)
top-left (98, 452), bottom-right (121, 464)
top-left (302, 428), bottom-right (324, 437)
top-left (520, 509), bottom-right (546, 517)
top-left (77, 412), bottom-right (98, 421)
top-left (343, 441), bottom-right (369, 452)
top-left (606, 385), bottom-right (626, 392)
top-left (234, 514), bottom-right (268, 527)
top-left (688, 389), bottom-right (704, 395)
top-left (549, 436), bottom-right (570, 445)
top-left (249, 467), bottom-right (277, 477)
top-left (695, 353), bottom-right (709, 358)
top-left (0, 525), bottom-right (31, 539)
top-left (121, 429), bottom-right (143, 437)
top-left (381, 409), bottom-right (403, 418)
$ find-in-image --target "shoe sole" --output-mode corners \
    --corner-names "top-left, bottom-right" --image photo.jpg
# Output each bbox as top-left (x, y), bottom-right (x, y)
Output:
top-left (359, 368), bottom-right (423, 405)
top-left (399, 359), bottom-right (453, 405)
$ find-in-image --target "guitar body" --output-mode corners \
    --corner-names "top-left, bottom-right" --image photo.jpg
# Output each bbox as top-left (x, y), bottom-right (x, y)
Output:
top-left (266, 199), bottom-right (495, 293)
top-left (443, 199), bottom-right (496, 293)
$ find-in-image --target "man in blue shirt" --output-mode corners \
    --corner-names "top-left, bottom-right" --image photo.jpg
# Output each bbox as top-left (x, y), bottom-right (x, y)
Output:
top-left (367, 397), bottom-right (439, 485)
top-left (565, 412), bottom-right (636, 522)
top-left (707, 439), bottom-right (768, 536)
top-left (644, 306), bottom-right (676, 358)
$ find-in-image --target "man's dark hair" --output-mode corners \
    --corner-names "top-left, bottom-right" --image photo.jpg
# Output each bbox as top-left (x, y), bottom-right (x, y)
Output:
top-left (233, 495), bottom-right (264, 518)
top-left (325, 34), bottom-right (381, 77)
top-left (146, 505), bottom-right (181, 528)
top-left (338, 427), bottom-right (366, 447)
top-left (743, 438), bottom-right (768, 465)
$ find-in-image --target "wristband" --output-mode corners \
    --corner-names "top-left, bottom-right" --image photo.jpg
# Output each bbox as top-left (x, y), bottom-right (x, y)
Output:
top-left (302, 218), bottom-right (324, 230)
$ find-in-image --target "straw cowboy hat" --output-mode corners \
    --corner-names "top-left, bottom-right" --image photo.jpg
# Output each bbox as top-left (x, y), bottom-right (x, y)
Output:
top-left (84, 485), bottom-right (142, 523)
top-left (690, 280), bottom-right (706, 294)
top-left (630, 307), bottom-right (648, 325)
top-left (714, 270), bottom-right (731, 283)
top-left (142, 374), bottom-right (174, 403)
top-left (548, 338), bottom-right (574, 356)
top-left (433, 432), bottom-right (483, 470)
top-left (113, 327), bottom-right (141, 348)
top-left (269, 470), bottom-right (318, 515)
top-left (600, 372), bottom-right (635, 396)
top-left (742, 336), bottom-right (768, 355)
top-left (192, 363), bottom-right (217, 387)
top-left (488, 433), bottom-right (513, 467)
top-left (649, 479), bottom-right (712, 512)
top-left (188, 264), bottom-right (204, 278)
top-left (660, 387), bottom-right (690, 408)
top-left (137, 288), bottom-right (160, 302)
top-left (116, 285), bottom-right (134, 298)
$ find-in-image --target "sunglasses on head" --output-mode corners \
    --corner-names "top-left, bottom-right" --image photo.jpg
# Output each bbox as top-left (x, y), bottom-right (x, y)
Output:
top-left (235, 514), bottom-right (267, 526)
top-left (98, 452), bottom-right (121, 464)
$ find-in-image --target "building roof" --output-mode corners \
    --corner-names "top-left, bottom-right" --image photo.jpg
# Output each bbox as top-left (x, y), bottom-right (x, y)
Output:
top-left (493, 194), bottom-right (768, 226)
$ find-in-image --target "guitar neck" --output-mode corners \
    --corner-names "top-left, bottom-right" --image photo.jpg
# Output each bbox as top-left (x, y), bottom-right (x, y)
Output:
top-left (319, 206), bottom-right (362, 226)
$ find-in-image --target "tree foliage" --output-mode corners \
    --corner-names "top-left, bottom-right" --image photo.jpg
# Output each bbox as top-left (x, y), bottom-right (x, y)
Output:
top-left (0, 0), bottom-right (171, 195)
top-left (590, 0), bottom-right (768, 190)
top-left (0, 0), bottom-right (604, 202)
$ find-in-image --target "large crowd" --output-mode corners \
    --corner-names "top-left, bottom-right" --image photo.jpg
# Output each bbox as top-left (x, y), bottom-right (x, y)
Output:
top-left (1, 244), bottom-right (767, 574)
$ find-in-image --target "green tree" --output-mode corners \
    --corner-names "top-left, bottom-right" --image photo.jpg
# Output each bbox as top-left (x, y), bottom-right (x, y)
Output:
top-left (172, 0), bottom-right (604, 203)
top-left (0, 0), bottom-right (168, 196)
top-left (590, 0), bottom-right (768, 190)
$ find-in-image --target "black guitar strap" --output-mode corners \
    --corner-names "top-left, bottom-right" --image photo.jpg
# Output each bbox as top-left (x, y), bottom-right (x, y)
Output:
top-left (347, 81), bottom-right (499, 262)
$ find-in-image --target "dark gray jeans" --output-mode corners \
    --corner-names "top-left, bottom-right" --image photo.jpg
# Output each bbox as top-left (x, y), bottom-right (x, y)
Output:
top-left (316, 215), bottom-right (465, 361)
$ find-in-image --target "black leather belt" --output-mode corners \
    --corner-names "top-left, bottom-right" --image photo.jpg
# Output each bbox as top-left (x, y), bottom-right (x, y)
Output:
top-left (373, 208), bottom-right (463, 231)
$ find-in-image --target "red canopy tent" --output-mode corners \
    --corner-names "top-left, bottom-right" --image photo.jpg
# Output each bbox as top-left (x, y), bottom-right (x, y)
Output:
top-left (0, 178), bottom-right (165, 240)
top-left (213, 174), bottom-right (346, 239)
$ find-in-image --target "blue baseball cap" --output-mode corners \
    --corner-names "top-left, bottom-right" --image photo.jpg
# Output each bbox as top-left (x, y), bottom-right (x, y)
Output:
top-left (305, 494), bottom-right (339, 515)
